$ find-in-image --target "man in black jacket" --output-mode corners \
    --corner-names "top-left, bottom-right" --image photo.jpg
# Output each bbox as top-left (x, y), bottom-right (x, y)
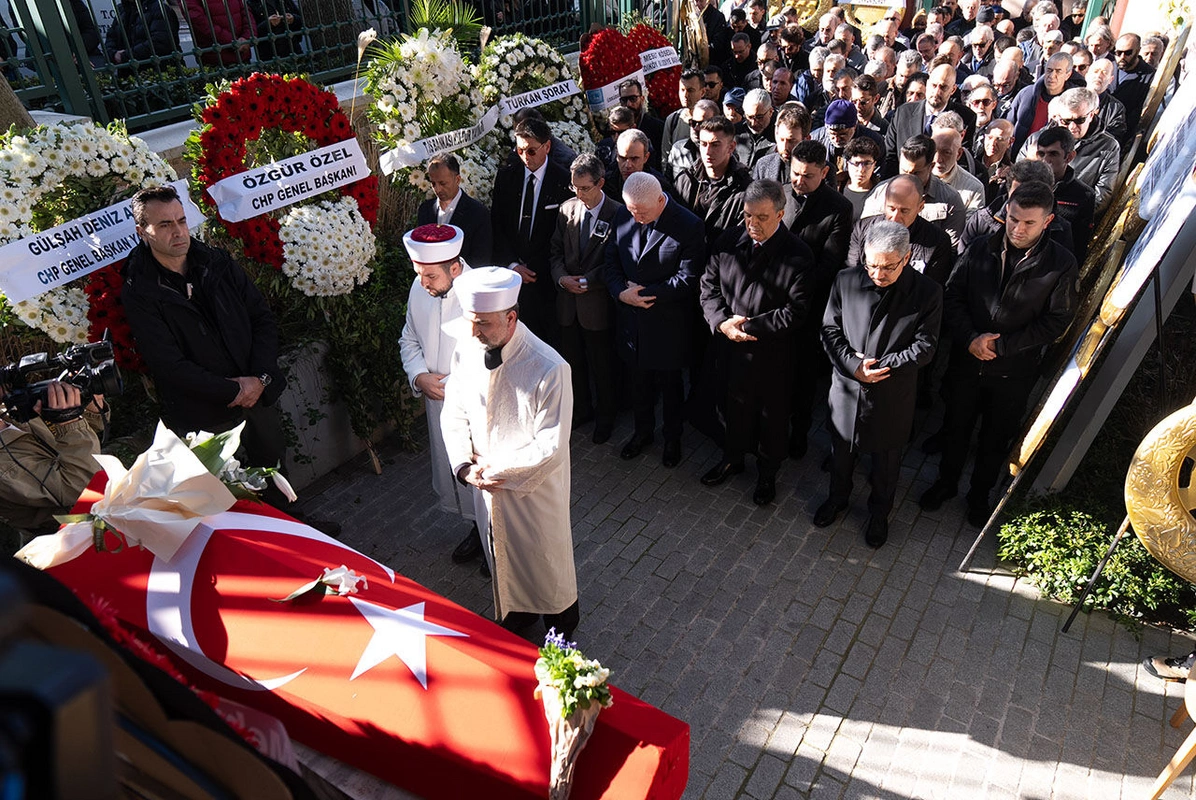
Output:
top-left (699, 179), bottom-right (812, 505)
top-left (815, 220), bottom-right (943, 548)
top-left (847, 176), bottom-right (954, 285)
top-left (919, 181), bottom-right (1079, 527)
top-left (884, 63), bottom-right (977, 175)
top-left (105, 0), bottom-right (181, 70)
top-left (491, 117), bottom-right (574, 347)
top-left (416, 152), bottom-right (493, 266)
top-left (1029, 125), bottom-right (1095, 264)
top-left (673, 116), bottom-right (753, 244)
top-left (123, 185), bottom-right (287, 486)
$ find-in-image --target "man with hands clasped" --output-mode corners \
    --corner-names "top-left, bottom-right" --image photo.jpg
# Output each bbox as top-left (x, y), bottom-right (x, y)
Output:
top-left (815, 220), bottom-right (943, 548)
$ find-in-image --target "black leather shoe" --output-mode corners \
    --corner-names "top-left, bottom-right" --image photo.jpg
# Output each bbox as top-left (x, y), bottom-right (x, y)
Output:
top-left (620, 434), bottom-right (653, 460)
top-left (701, 460), bottom-right (744, 486)
top-left (451, 524), bottom-right (483, 564)
top-left (592, 421), bottom-right (613, 445)
top-left (572, 411), bottom-right (595, 430)
top-left (921, 430), bottom-right (945, 454)
top-left (865, 516), bottom-right (889, 548)
top-left (753, 476), bottom-right (776, 505)
top-left (500, 611), bottom-right (537, 632)
top-left (479, 559), bottom-right (491, 578)
top-left (813, 498), bottom-right (848, 527)
top-left (661, 439), bottom-right (682, 468)
top-left (789, 435), bottom-right (808, 459)
top-left (918, 481), bottom-right (958, 512)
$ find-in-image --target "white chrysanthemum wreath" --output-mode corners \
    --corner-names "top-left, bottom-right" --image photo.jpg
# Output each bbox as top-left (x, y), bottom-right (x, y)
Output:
top-left (278, 196), bottom-right (376, 297)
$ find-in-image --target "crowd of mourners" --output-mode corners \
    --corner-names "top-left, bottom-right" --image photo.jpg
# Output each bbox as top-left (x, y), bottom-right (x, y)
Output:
top-left (419, 0), bottom-right (1179, 551)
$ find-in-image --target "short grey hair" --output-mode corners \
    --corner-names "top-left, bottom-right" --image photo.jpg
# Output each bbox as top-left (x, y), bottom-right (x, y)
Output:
top-left (622, 171), bottom-right (663, 205)
top-left (1058, 86), bottom-right (1098, 115)
top-left (897, 50), bottom-right (924, 70)
top-left (744, 179), bottom-right (785, 212)
top-left (1008, 158), bottom-right (1056, 188)
top-left (864, 60), bottom-right (887, 78)
top-left (616, 127), bottom-right (652, 155)
top-left (930, 110), bottom-right (966, 134)
top-left (692, 98), bottom-right (720, 118)
top-left (745, 88), bottom-right (773, 111)
top-left (970, 24), bottom-right (994, 43)
top-left (1046, 51), bottom-right (1073, 72)
top-left (810, 46), bottom-right (830, 67)
top-left (570, 152), bottom-right (605, 184)
top-left (823, 54), bottom-right (847, 74)
top-left (863, 219), bottom-right (911, 259)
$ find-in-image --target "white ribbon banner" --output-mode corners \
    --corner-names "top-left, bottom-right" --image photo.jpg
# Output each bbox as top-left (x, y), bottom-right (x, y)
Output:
top-left (0, 179), bottom-right (203, 304)
top-left (379, 106), bottom-right (502, 174)
top-left (497, 79), bottom-right (580, 117)
top-left (639, 46), bottom-right (681, 76)
top-left (586, 69), bottom-right (647, 113)
top-left (206, 138), bottom-right (369, 223)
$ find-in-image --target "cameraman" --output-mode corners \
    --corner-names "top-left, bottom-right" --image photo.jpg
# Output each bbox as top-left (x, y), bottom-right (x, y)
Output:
top-left (0, 381), bottom-right (107, 534)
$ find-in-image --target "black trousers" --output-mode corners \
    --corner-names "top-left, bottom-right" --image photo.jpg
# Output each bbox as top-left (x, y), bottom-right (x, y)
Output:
top-left (558, 322), bottom-right (617, 425)
top-left (791, 334), bottom-right (830, 443)
top-left (502, 600), bottom-right (580, 639)
top-left (937, 369), bottom-right (1035, 502)
top-left (518, 283), bottom-right (560, 351)
top-left (196, 403), bottom-right (289, 507)
top-left (631, 367), bottom-right (685, 441)
top-left (828, 429), bottom-right (903, 519)
top-left (724, 358), bottom-right (791, 478)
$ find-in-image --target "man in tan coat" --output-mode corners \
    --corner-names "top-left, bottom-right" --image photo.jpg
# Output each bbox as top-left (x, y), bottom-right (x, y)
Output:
top-left (440, 267), bottom-right (579, 639)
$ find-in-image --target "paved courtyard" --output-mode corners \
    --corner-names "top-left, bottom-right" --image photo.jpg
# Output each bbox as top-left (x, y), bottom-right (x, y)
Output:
top-left (298, 411), bottom-right (1196, 800)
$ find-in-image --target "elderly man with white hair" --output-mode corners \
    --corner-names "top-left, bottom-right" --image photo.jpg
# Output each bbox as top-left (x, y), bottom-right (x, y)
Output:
top-left (736, 88), bottom-right (776, 168)
top-left (816, 219), bottom-right (943, 548)
top-left (1085, 57), bottom-right (1128, 147)
top-left (930, 114), bottom-right (986, 213)
top-left (1017, 86), bottom-right (1120, 210)
top-left (965, 23), bottom-right (995, 78)
top-left (604, 171), bottom-right (706, 467)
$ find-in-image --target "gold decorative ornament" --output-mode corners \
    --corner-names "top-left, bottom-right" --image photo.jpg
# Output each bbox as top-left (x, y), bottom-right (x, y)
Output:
top-left (839, 0), bottom-right (894, 29)
top-left (796, 0), bottom-right (833, 29)
top-left (1125, 398), bottom-right (1196, 585)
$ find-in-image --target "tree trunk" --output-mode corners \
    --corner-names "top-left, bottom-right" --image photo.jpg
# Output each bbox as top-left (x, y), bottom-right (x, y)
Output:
top-left (0, 78), bottom-right (34, 131)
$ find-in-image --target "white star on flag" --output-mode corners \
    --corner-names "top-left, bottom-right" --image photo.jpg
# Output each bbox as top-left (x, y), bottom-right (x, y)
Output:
top-left (348, 597), bottom-right (468, 688)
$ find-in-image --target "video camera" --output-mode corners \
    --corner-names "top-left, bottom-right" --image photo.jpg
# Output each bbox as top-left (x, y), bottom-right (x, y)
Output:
top-left (0, 334), bottom-right (123, 424)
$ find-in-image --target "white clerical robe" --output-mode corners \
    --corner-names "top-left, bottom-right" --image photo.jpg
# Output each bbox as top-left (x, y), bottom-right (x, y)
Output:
top-left (398, 264), bottom-right (475, 521)
top-left (440, 322), bottom-right (578, 619)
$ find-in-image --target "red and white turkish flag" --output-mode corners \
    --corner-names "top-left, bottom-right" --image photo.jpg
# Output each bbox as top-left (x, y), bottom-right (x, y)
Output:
top-left (46, 479), bottom-right (688, 799)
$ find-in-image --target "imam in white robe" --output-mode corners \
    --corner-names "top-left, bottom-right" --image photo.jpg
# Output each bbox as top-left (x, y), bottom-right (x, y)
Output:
top-left (440, 321), bottom-right (578, 619)
top-left (398, 263), bottom-right (475, 521)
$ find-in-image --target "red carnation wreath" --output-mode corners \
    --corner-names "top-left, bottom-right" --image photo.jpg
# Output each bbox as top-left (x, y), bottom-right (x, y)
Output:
top-left (85, 264), bottom-right (143, 372)
top-left (578, 28), bottom-right (644, 101)
top-left (187, 74), bottom-right (380, 271)
top-left (627, 23), bottom-right (683, 116)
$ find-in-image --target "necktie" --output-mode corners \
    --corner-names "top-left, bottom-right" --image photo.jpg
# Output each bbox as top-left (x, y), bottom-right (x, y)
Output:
top-left (637, 222), bottom-right (653, 257)
top-left (924, 113), bottom-right (937, 135)
top-left (519, 173), bottom-right (535, 242)
top-left (580, 210), bottom-right (592, 246)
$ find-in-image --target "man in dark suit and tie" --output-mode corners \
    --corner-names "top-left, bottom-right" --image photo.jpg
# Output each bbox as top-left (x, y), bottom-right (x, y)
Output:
top-left (416, 152), bottom-right (493, 266)
top-left (883, 63), bottom-right (976, 175)
top-left (699, 179), bottom-right (813, 505)
top-left (491, 117), bottom-right (574, 347)
top-left (549, 153), bottom-right (622, 445)
top-left (605, 172), bottom-right (705, 468)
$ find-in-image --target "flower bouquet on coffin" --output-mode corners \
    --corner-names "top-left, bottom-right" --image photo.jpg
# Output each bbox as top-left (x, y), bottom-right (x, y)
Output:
top-left (17, 421), bottom-right (296, 570)
top-left (533, 629), bottom-right (613, 800)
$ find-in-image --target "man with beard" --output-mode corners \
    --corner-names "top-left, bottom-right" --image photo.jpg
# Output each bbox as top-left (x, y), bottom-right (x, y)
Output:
top-left (604, 128), bottom-right (674, 203)
top-left (965, 24), bottom-right (996, 79)
top-left (815, 220), bottom-right (943, 547)
top-left (1028, 125), bottom-right (1095, 263)
top-left (400, 224), bottom-right (480, 571)
top-left (965, 82), bottom-right (998, 133)
top-left (617, 78), bottom-right (665, 169)
top-left (991, 57), bottom-right (1022, 119)
top-left (1111, 33), bottom-right (1156, 133)
top-left (416, 152), bottom-right (493, 265)
top-left (878, 50), bottom-right (925, 120)
top-left (814, 100), bottom-right (886, 185)
top-left (884, 62), bottom-right (976, 175)
top-left (752, 103), bottom-right (811, 184)
top-left (699, 179), bottom-right (813, 504)
top-left (930, 115), bottom-right (985, 213)
top-left (736, 89), bottom-right (776, 169)
top-left (441, 267), bottom-right (579, 639)
top-left (919, 181), bottom-right (1077, 527)
top-left (974, 118), bottom-right (1015, 203)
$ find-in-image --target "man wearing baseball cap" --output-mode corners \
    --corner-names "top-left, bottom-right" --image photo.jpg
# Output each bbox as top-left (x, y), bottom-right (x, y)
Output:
top-left (400, 223), bottom-right (483, 572)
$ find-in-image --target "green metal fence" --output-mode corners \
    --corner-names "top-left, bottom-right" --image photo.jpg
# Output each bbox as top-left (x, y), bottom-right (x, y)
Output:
top-left (4, 0), bottom-right (636, 131)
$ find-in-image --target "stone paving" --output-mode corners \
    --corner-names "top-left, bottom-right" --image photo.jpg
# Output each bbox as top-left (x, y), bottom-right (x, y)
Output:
top-left (298, 410), bottom-right (1196, 800)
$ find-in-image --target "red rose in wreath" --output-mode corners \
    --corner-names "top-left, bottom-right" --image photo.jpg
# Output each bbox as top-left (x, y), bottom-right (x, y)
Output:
top-left (189, 74), bottom-right (380, 271)
top-left (578, 28), bottom-right (643, 99)
top-left (627, 23), bottom-right (683, 116)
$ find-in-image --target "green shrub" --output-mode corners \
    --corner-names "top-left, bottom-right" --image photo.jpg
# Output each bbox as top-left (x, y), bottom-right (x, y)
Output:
top-left (997, 495), bottom-right (1196, 629)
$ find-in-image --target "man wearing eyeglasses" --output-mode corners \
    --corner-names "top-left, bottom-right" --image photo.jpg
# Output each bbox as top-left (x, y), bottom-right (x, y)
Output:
top-left (966, 83), bottom-right (998, 130)
top-left (617, 78), bottom-right (665, 171)
top-left (1110, 33), bottom-right (1156, 134)
top-left (816, 219), bottom-right (942, 548)
top-left (744, 42), bottom-right (779, 91)
top-left (724, 32), bottom-right (755, 89)
top-left (1019, 87), bottom-right (1119, 212)
top-left (490, 117), bottom-right (574, 347)
top-left (965, 24), bottom-right (995, 79)
top-left (702, 65), bottom-right (726, 103)
top-left (735, 89), bottom-right (776, 170)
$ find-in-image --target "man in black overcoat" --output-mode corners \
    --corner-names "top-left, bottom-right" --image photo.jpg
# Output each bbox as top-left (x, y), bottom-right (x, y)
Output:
top-left (919, 181), bottom-right (1078, 527)
top-left (491, 117), bottom-right (573, 348)
top-left (417, 152), bottom-right (493, 266)
top-left (815, 220), bottom-right (943, 548)
top-left (698, 179), bottom-right (813, 505)
top-left (605, 172), bottom-right (706, 468)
